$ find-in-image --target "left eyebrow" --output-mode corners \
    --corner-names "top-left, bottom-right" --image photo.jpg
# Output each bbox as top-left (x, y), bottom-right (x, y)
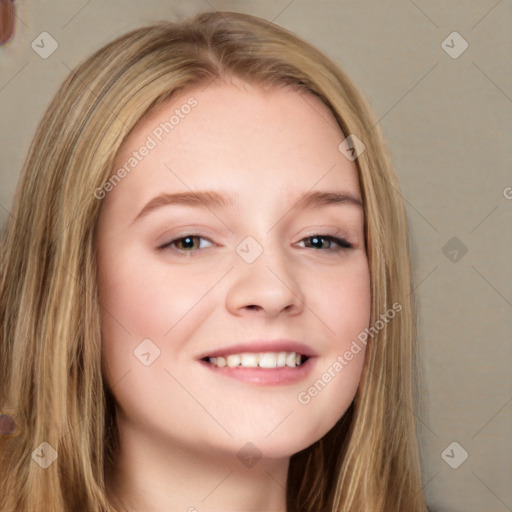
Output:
top-left (293, 190), bottom-right (363, 211)
top-left (130, 189), bottom-right (363, 226)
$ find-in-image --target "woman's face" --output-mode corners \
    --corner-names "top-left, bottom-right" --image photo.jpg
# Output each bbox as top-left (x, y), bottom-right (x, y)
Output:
top-left (96, 79), bottom-right (370, 460)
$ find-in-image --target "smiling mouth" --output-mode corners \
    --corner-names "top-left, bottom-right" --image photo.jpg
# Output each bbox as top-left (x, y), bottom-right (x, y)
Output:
top-left (201, 351), bottom-right (310, 369)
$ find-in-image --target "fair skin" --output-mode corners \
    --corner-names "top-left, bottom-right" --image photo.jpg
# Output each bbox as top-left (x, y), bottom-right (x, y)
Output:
top-left (96, 78), bottom-right (371, 512)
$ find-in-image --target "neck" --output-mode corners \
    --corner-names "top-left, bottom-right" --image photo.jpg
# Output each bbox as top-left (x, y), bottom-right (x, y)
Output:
top-left (106, 419), bottom-right (289, 512)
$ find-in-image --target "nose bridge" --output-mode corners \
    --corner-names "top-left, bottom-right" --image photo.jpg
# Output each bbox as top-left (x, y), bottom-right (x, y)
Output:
top-left (226, 233), bottom-right (304, 315)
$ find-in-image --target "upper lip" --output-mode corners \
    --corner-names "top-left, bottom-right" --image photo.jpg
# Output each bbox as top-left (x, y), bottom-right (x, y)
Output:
top-left (197, 339), bottom-right (318, 360)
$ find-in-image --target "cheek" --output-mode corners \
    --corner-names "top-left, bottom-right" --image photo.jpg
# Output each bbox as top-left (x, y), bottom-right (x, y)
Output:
top-left (297, 257), bottom-right (370, 426)
top-left (97, 246), bottom-right (172, 380)
top-left (97, 246), bottom-right (220, 382)
top-left (310, 256), bottom-right (371, 341)
top-left (98, 247), bottom-right (207, 336)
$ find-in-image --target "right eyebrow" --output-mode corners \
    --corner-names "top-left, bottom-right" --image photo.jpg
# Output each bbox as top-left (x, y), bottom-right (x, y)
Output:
top-left (130, 190), bottom-right (236, 226)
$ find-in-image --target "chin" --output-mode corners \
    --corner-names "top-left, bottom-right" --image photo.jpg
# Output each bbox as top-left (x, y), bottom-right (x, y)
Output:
top-left (223, 424), bottom-right (332, 461)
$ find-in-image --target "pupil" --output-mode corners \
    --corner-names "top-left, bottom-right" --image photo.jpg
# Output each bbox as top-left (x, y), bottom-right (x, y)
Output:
top-left (312, 236), bottom-right (324, 249)
top-left (181, 237), bottom-right (195, 249)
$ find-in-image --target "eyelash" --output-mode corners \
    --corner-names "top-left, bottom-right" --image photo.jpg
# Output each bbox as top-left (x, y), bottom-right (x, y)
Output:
top-left (157, 234), bottom-right (353, 255)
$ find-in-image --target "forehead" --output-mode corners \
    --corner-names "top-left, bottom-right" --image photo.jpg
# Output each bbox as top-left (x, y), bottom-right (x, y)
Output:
top-left (103, 80), bottom-right (361, 218)
top-left (117, 78), bottom-right (345, 162)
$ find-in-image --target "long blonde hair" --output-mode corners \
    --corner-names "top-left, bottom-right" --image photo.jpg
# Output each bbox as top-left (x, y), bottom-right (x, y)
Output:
top-left (0, 11), bottom-right (427, 512)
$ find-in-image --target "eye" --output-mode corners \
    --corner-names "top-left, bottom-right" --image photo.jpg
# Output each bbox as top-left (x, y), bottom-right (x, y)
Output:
top-left (157, 233), bottom-right (354, 256)
top-left (158, 235), bottom-right (213, 255)
top-left (298, 234), bottom-right (353, 251)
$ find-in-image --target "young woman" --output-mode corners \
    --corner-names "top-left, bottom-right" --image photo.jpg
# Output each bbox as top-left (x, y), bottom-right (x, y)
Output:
top-left (0, 10), bottom-right (429, 512)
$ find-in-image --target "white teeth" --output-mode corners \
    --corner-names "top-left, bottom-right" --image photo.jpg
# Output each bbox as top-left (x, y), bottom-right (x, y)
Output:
top-left (207, 351), bottom-right (306, 369)
top-left (226, 354), bottom-right (241, 367)
top-left (285, 352), bottom-right (297, 367)
top-left (240, 353), bottom-right (258, 367)
top-left (259, 353), bottom-right (277, 368)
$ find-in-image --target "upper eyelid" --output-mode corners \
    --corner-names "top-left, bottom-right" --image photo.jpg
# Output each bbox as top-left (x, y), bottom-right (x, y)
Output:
top-left (159, 224), bottom-right (353, 241)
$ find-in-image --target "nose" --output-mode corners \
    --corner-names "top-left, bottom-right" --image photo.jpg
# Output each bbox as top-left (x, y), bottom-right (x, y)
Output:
top-left (225, 243), bottom-right (305, 319)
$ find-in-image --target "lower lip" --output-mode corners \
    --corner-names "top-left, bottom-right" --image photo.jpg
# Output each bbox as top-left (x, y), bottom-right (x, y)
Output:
top-left (198, 357), bottom-right (316, 386)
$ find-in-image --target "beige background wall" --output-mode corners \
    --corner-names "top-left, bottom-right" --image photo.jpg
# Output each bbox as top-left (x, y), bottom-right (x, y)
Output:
top-left (1, 1), bottom-right (511, 510)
